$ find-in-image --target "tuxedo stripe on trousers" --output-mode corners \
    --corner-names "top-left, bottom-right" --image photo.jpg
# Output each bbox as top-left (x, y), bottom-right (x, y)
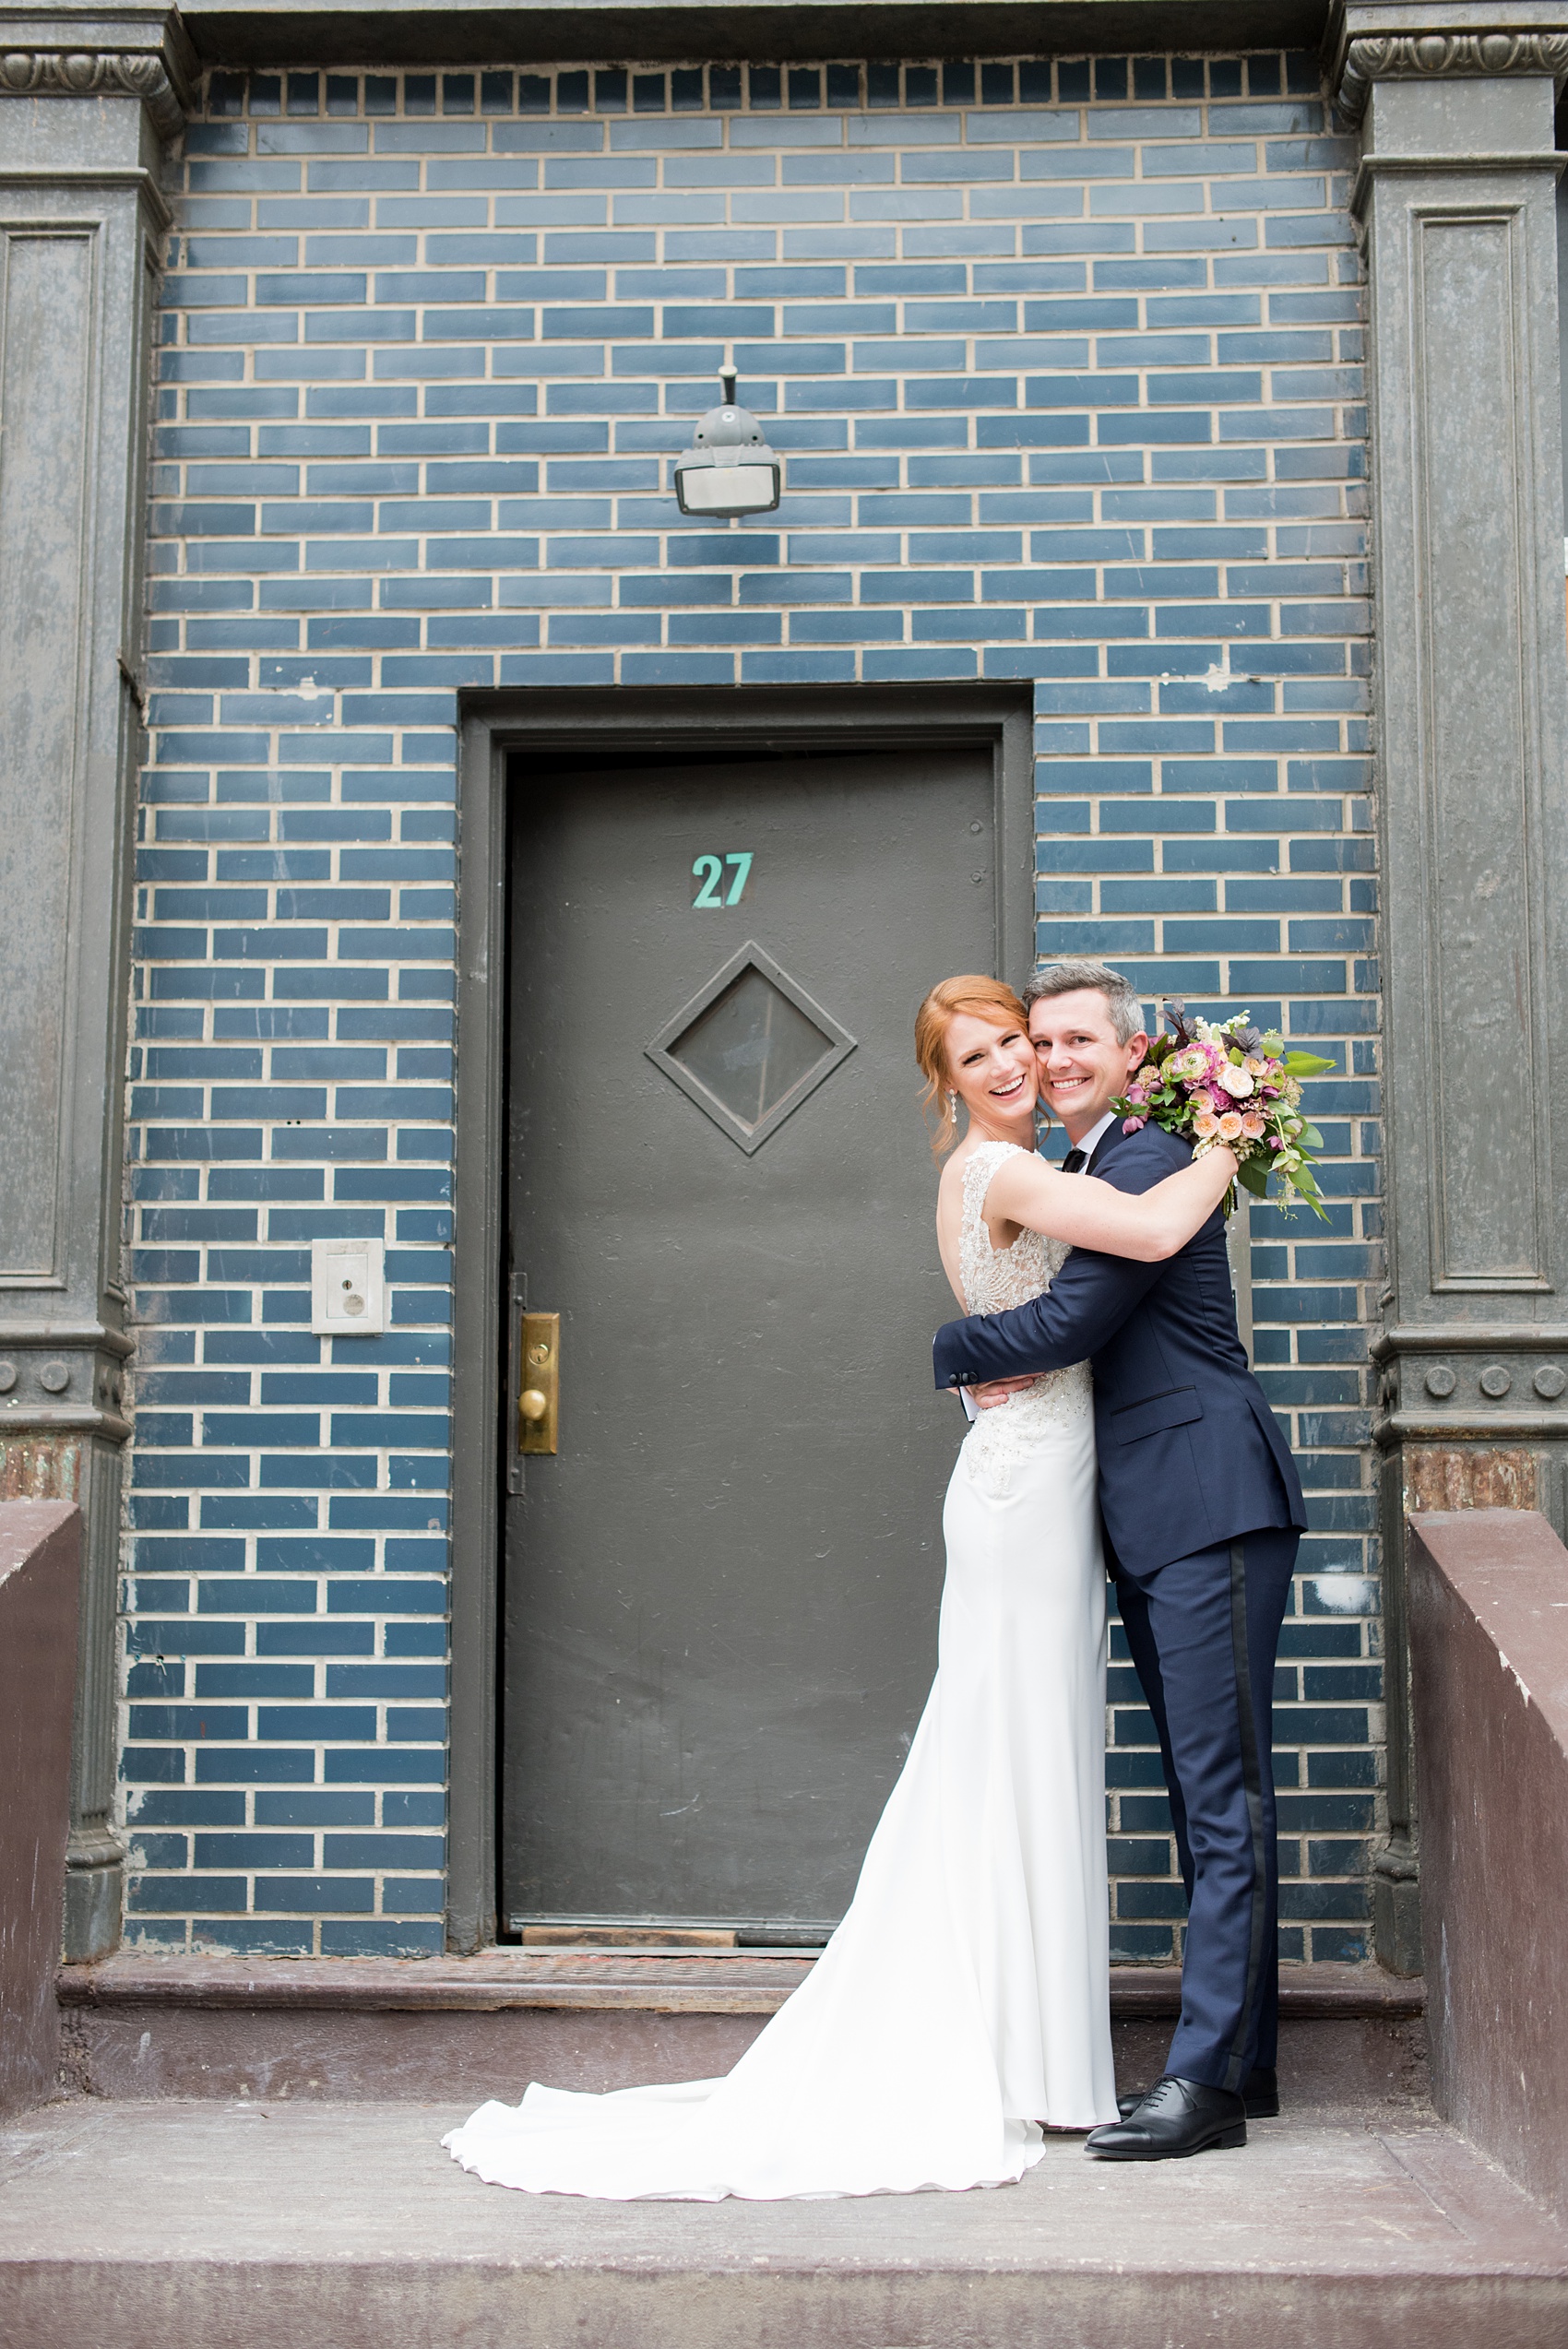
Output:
top-left (1226, 1538), bottom-right (1270, 2094)
top-left (1112, 1525), bottom-right (1301, 2093)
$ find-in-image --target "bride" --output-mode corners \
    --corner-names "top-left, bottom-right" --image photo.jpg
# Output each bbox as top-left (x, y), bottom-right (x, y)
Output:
top-left (445, 975), bottom-right (1239, 2201)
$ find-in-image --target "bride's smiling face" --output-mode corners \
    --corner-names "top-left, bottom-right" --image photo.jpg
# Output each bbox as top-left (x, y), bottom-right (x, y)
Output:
top-left (944, 1012), bottom-right (1038, 1133)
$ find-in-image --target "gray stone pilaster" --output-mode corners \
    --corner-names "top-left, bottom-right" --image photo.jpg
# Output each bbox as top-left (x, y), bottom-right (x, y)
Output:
top-left (1329, 2), bottom-right (1568, 1974)
top-left (0, 7), bottom-right (190, 1958)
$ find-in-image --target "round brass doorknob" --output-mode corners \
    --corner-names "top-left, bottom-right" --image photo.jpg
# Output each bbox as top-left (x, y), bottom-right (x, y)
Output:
top-left (520, 1388), bottom-right (549, 1423)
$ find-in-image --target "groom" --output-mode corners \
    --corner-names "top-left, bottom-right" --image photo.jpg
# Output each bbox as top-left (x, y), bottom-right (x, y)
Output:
top-left (933, 957), bottom-right (1307, 2161)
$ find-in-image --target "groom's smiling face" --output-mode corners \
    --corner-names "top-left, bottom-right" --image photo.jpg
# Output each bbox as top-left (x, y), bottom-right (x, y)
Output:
top-left (1028, 989), bottom-right (1148, 1144)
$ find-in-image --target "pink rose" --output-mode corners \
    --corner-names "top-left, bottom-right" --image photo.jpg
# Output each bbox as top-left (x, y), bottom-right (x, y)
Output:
top-left (1193, 1110), bottom-right (1221, 1140)
top-left (1241, 1110), bottom-right (1266, 1139)
top-left (1218, 1110), bottom-right (1244, 1141)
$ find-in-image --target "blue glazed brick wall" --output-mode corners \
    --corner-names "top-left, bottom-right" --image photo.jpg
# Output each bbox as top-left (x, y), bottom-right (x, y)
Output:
top-left (125, 47), bottom-right (1379, 1960)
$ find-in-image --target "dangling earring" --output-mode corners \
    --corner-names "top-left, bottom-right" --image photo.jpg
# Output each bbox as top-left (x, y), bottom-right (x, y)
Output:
top-left (946, 1089), bottom-right (957, 1110)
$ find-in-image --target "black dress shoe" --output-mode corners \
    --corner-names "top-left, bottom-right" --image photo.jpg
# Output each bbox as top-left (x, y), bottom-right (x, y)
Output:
top-left (1240, 2063), bottom-right (1278, 2118)
top-left (1116, 2064), bottom-right (1277, 2122)
top-left (1087, 2075), bottom-right (1246, 2160)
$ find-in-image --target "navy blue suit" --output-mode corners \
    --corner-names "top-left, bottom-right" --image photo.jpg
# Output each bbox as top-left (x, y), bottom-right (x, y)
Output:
top-left (932, 1121), bottom-right (1307, 2092)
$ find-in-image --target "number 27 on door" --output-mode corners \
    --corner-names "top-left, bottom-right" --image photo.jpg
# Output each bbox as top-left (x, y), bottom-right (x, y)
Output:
top-left (691, 852), bottom-right (753, 908)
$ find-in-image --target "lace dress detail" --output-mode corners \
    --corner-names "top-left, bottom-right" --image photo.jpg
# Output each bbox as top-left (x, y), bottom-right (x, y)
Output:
top-left (957, 1139), bottom-right (1092, 1496)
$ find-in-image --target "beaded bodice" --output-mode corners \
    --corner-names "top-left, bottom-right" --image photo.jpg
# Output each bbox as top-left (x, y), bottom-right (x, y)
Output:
top-left (956, 1140), bottom-right (1093, 1492)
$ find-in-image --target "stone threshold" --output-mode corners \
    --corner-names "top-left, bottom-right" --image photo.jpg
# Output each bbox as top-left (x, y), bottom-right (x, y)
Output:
top-left (59, 1951), bottom-right (1422, 2019)
top-left (53, 1953), bottom-right (1429, 2104)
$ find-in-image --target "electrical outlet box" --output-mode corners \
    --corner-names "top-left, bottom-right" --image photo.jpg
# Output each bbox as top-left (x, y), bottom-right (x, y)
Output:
top-left (311, 1239), bottom-right (386, 1335)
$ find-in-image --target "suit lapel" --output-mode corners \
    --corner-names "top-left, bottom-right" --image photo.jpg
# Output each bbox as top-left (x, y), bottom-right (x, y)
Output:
top-left (1086, 1120), bottom-right (1126, 1178)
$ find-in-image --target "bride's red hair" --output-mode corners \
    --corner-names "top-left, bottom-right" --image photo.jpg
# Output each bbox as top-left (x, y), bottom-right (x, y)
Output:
top-left (914, 975), bottom-right (1030, 1159)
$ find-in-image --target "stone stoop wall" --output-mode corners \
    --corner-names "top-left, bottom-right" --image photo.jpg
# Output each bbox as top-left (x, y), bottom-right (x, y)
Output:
top-left (0, 1502), bottom-right (79, 2112)
top-left (1407, 1510), bottom-right (1568, 2220)
top-left (123, 47), bottom-right (1383, 1958)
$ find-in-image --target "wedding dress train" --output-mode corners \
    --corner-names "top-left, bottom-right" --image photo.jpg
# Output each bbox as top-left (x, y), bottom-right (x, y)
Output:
top-left (444, 1139), bottom-right (1118, 2198)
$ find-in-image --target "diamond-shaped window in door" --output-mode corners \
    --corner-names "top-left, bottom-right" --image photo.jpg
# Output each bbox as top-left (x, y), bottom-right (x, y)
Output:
top-left (646, 941), bottom-right (857, 1155)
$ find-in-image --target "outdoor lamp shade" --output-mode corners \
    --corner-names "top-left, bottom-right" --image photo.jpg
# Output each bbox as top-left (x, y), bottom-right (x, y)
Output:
top-left (675, 457), bottom-right (781, 516)
top-left (674, 372), bottom-right (781, 517)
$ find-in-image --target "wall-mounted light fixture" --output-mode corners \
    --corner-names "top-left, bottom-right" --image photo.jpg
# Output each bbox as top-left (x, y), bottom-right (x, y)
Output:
top-left (673, 369), bottom-right (781, 518)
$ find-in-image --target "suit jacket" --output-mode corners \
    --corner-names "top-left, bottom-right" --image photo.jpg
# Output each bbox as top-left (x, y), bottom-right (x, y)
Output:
top-left (932, 1121), bottom-right (1306, 1573)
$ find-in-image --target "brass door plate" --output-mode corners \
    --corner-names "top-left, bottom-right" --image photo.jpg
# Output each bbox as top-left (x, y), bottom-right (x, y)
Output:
top-left (518, 1311), bottom-right (560, 1454)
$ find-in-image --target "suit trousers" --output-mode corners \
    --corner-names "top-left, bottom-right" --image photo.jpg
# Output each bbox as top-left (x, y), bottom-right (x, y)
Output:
top-left (1112, 1525), bottom-right (1301, 2091)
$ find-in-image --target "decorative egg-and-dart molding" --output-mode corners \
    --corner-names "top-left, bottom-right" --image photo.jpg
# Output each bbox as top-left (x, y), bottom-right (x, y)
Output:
top-left (0, 45), bottom-right (186, 136)
top-left (1337, 31), bottom-right (1568, 125)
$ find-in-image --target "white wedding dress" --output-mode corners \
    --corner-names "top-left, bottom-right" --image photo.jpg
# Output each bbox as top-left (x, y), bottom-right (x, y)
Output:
top-left (444, 1140), bottom-right (1118, 2199)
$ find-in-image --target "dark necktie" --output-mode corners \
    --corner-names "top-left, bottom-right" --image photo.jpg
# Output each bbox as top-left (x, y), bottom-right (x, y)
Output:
top-left (1061, 1147), bottom-right (1088, 1173)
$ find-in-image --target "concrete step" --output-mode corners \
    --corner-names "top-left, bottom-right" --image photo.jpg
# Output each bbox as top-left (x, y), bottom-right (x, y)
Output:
top-left (56, 1952), bottom-right (1428, 2108)
top-left (2, 2095), bottom-right (1564, 2348)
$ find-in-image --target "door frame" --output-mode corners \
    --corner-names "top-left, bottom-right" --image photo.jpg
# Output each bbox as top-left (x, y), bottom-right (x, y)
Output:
top-left (447, 682), bottom-right (1035, 1951)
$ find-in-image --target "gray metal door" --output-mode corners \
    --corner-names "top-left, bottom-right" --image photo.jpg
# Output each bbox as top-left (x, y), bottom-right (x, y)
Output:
top-left (502, 745), bottom-right (1001, 1935)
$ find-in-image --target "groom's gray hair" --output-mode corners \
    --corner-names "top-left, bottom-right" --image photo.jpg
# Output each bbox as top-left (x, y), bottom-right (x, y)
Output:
top-left (1023, 958), bottom-right (1147, 1047)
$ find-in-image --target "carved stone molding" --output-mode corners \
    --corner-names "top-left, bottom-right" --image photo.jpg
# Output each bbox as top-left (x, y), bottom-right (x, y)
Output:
top-left (1338, 31), bottom-right (1568, 124)
top-left (0, 46), bottom-right (184, 135)
top-left (1370, 1324), bottom-right (1568, 1445)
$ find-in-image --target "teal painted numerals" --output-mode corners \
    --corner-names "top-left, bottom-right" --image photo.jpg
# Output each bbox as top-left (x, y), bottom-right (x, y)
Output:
top-left (692, 851), bottom-right (754, 908)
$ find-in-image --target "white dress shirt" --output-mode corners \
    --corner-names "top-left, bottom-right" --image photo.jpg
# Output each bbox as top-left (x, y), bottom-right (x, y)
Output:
top-left (1068, 1108), bottom-right (1119, 1167)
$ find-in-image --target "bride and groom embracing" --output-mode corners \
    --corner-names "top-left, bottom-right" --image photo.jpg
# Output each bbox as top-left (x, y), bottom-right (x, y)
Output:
top-left (445, 955), bottom-right (1307, 2201)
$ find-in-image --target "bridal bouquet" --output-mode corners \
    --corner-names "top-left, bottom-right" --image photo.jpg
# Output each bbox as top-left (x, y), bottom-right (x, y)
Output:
top-left (1112, 1001), bottom-right (1335, 1217)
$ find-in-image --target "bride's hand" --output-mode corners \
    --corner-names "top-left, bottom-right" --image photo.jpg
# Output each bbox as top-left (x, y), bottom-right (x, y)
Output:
top-left (972, 1376), bottom-right (1037, 1411)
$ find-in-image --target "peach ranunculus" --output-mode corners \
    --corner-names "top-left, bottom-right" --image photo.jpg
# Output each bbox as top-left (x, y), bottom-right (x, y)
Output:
top-left (1218, 1110), bottom-right (1245, 1141)
top-left (1241, 1109), bottom-right (1266, 1139)
top-left (1193, 1110), bottom-right (1221, 1140)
